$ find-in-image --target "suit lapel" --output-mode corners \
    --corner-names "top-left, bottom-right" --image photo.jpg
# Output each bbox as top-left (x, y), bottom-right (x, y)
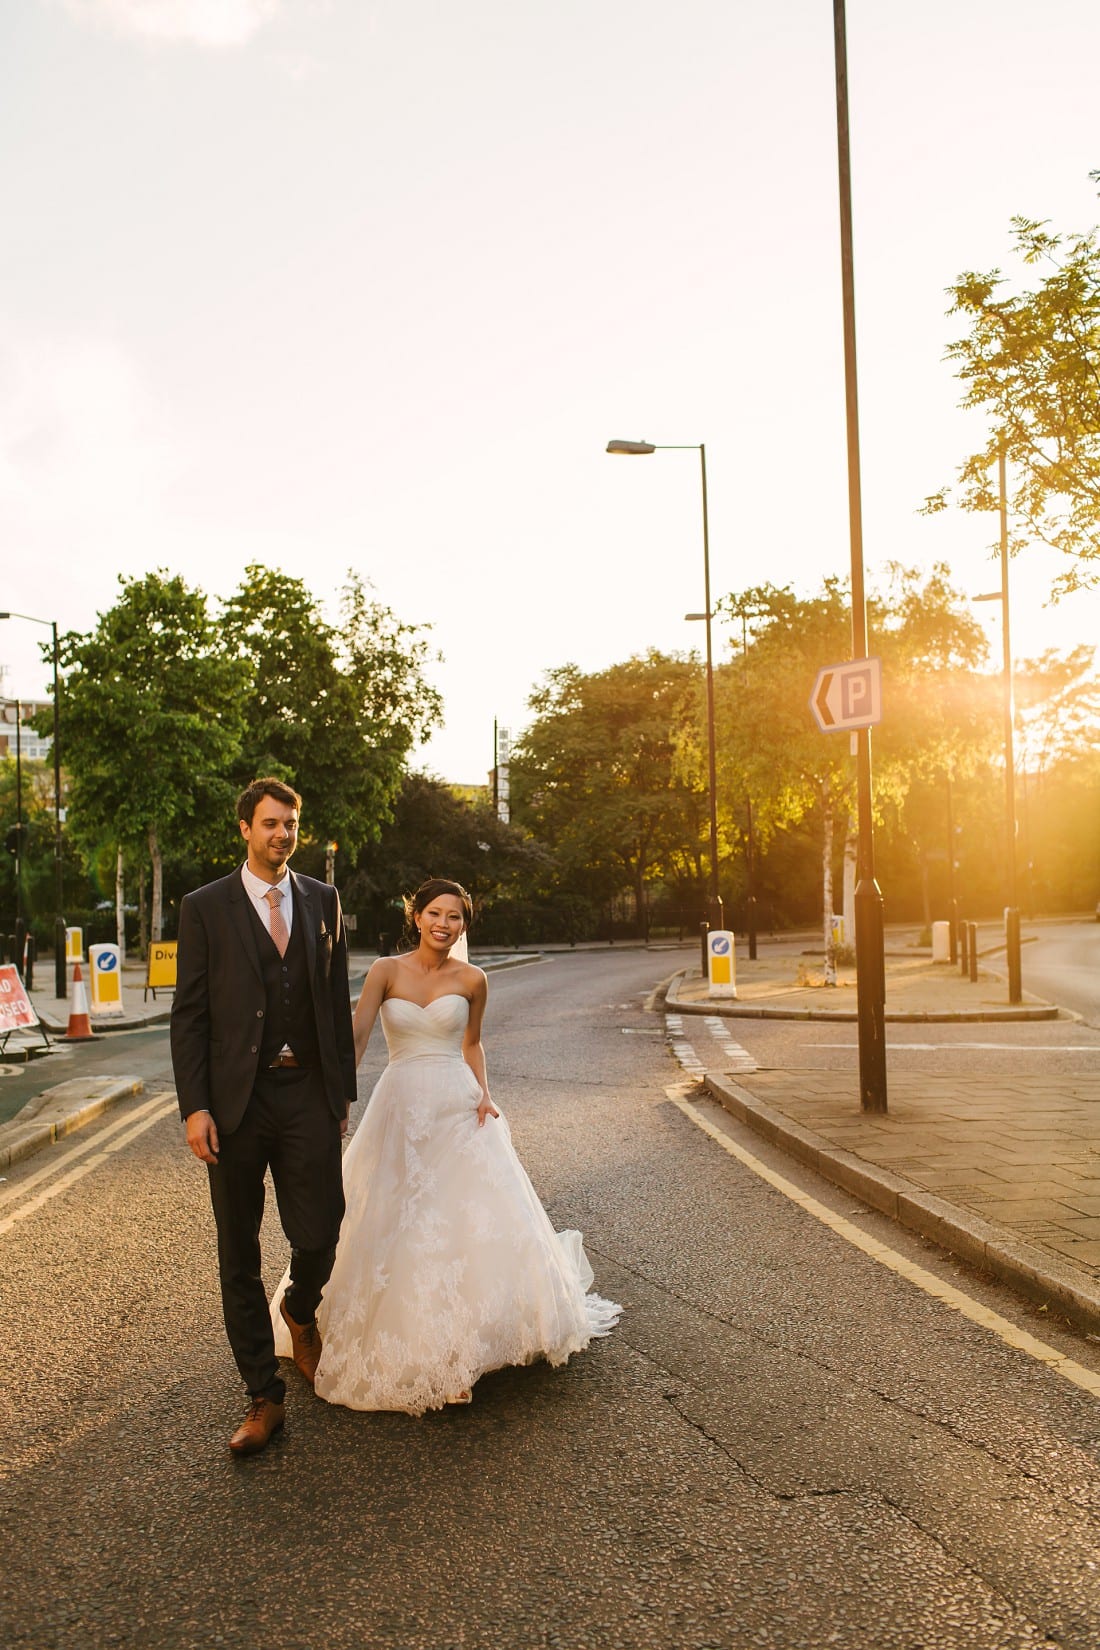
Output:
top-left (227, 868), bottom-right (264, 985)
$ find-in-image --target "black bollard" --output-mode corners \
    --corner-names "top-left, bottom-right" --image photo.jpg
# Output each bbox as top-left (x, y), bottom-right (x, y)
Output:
top-left (700, 920), bottom-right (709, 979)
top-left (24, 932), bottom-right (35, 992)
top-left (949, 899), bottom-right (959, 966)
top-left (958, 921), bottom-right (969, 976)
top-left (1005, 907), bottom-right (1022, 1005)
top-left (968, 922), bottom-right (979, 983)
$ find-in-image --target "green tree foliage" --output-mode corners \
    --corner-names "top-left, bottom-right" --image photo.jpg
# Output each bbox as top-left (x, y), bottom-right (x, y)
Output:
top-left (345, 772), bottom-right (549, 946)
top-left (511, 652), bottom-right (707, 934)
top-left (925, 213), bottom-right (1100, 594)
top-left (52, 572), bottom-right (249, 942)
top-left (715, 569), bottom-right (992, 949)
top-left (219, 566), bottom-right (442, 864)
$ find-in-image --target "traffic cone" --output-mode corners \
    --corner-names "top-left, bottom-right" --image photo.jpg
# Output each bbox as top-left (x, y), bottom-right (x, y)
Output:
top-left (62, 961), bottom-right (96, 1042)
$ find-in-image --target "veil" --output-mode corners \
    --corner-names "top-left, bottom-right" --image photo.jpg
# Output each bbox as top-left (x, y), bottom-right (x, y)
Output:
top-left (450, 931), bottom-right (469, 964)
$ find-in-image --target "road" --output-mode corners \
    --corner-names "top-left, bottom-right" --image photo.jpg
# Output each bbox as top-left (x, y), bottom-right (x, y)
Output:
top-left (3, 948), bottom-right (1100, 1649)
top-left (1012, 918), bottom-right (1100, 1029)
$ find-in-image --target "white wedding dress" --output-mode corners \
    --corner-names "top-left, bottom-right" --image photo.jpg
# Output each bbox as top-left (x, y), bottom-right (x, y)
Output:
top-left (271, 993), bottom-right (620, 1414)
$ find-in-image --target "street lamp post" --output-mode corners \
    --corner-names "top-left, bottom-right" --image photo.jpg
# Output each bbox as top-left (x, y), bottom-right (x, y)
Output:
top-left (606, 439), bottom-right (724, 934)
top-left (0, 612), bottom-right (66, 998)
top-left (973, 437), bottom-right (1023, 1004)
top-left (833, 0), bottom-right (887, 1112)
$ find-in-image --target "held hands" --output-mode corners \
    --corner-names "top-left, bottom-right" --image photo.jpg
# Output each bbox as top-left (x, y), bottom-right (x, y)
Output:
top-left (477, 1090), bottom-right (499, 1128)
top-left (186, 1110), bottom-right (220, 1165)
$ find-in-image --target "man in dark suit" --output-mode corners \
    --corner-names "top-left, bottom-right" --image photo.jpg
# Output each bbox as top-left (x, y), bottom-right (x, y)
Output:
top-left (171, 777), bottom-right (356, 1455)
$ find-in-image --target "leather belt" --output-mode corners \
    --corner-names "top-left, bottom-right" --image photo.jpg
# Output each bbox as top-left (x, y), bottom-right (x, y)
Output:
top-left (267, 1052), bottom-right (301, 1069)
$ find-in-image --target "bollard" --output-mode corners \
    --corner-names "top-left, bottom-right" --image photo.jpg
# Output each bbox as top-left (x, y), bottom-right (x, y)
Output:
top-left (14, 920), bottom-right (26, 979)
top-left (378, 931), bottom-right (392, 958)
top-left (949, 899), bottom-right (959, 966)
top-left (700, 920), bottom-right (710, 979)
top-left (1005, 906), bottom-right (1022, 1005)
top-left (968, 922), bottom-right (979, 983)
top-left (24, 932), bottom-right (35, 992)
top-left (958, 921), bottom-right (969, 976)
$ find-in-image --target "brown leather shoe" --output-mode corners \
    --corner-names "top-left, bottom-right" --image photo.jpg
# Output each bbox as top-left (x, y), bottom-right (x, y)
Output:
top-left (280, 1298), bottom-right (323, 1386)
top-left (228, 1397), bottom-right (285, 1456)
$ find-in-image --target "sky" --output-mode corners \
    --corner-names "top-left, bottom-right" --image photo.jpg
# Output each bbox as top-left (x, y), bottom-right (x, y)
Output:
top-left (1, 0), bottom-right (1098, 785)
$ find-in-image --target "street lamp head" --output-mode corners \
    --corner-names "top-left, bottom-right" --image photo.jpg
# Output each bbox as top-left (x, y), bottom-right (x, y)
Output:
top-left (606, 439), bottom-right (656, 456)
top-left (684, 612), bottom-right (711, 621)
top-left (972, 591), bottom-right (1003, 603)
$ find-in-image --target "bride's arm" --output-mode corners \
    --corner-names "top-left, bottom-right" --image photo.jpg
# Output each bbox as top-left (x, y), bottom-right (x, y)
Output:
top-left (462, 971), bottom-right (499, 1127)
top-left (352, 958), bottom-right (392, 1066)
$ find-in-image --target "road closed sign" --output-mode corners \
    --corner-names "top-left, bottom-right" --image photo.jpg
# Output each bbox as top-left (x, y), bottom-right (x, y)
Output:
top-left (0, 964), bottom-right (39, 1034)
top-left (809, 657), bottom-right (883, 733)
top-left (88, 943), bottom-right (125, 1017)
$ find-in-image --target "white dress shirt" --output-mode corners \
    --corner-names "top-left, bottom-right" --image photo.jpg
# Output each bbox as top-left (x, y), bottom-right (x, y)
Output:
top-left (240, 862), bottom-right (295, 939)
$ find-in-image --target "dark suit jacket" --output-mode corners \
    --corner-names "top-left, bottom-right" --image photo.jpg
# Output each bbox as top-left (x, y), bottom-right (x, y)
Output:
top-left (170, 866), bottom-right (356, 1133)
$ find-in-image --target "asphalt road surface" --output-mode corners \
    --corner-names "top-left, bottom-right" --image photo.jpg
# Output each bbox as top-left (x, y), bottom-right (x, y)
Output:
top-left (3, 948), bottom-right (1100, 1649)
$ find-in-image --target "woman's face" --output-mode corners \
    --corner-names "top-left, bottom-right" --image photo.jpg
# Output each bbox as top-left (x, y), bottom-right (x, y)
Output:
top-left (417, 895), bottom-right (467, 950)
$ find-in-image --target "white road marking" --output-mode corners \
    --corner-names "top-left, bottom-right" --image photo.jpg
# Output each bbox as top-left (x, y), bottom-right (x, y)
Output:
top-left (805, 1042), bottom-right (1100, 1052)
top-left (0, 1093), bottom-right (177, 1238)
top-left (670, 1087), bottom-right (1100, 1401)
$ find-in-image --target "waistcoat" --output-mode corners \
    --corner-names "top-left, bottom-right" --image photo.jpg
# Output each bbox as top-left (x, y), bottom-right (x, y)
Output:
top-left (243, 894), bottom-right (321, 1069)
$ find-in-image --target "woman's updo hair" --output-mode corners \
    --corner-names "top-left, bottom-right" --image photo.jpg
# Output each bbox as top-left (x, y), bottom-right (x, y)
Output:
top-left (403, 878), bottom-right (474, 943)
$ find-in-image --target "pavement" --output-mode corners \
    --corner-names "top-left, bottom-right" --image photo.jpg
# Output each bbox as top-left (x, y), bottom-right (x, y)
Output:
top-left (666, 948), bottom-right (1100, 1336)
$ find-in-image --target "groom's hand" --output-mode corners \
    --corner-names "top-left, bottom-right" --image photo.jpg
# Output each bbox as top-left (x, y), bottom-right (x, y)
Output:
top-left (186, 1110), bottom-right (220, 1165)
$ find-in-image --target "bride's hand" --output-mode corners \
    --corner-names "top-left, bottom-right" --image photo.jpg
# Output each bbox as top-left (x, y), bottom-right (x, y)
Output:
top-left (477, 1091), bottom-right (499, 1128)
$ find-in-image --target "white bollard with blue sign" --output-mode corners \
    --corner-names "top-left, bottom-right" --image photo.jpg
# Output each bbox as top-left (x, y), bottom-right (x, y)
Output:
top-left (706, 929), bottom-right (737, 999)
top-left (88, 943), bottom-right (126, 1017)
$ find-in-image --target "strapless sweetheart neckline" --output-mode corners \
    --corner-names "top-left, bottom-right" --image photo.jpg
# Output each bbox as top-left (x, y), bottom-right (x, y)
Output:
top-left (384, 993), bottom-right (467, 1012)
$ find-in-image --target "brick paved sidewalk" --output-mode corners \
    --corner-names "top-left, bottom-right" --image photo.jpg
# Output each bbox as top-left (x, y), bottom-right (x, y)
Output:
top-left (670, 949), bottom-right (1059, 1021)
top-left (667, 953), bottom-right (1100, 1331)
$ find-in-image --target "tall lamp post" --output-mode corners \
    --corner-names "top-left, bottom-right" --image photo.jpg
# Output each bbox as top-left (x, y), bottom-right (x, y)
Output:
top-left (606, 439), bottom-right (723, 934)
top-left (0, 612), bottom-right (66, 999)
top-left (973, 437), bottom-right (1022, 1003)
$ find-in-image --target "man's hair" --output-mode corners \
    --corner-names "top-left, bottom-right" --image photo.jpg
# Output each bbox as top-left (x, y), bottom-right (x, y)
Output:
top-left (236, 777), bottom-right (302, 826)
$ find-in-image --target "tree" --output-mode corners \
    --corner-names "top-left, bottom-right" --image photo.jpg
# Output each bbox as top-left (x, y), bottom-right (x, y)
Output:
top-left (219, 566), bottom-right (442, 863)
top-left (714, 568), bottom-right (991, 962)
top-left (511, 652), bottom-right (708, 936)
top-left (53, 572), bottom-right (249, 945)
top-left (345, 772), bottom-right (549, 947)
top-left (925, 212), bottom-right (1100, 595)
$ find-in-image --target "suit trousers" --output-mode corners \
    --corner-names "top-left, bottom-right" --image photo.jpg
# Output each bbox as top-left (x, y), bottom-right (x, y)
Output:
top-left (206, 1067), bottom-right (345, 1402)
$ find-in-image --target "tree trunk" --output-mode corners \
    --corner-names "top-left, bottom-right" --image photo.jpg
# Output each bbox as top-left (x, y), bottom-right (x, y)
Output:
top-left (149, 824), bottom-right (164, 945)
top-left (115, 846), bottom-right (126, 962)
top-left (138, 862), bottom-right (148, 960)
top-left (822, 790), bottom-right (837, 986)
top-left (842, 814), bottom-right (858, 949)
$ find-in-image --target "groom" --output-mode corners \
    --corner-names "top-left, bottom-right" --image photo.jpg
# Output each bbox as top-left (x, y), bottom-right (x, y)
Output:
top-left (171, 778), bottom-right (356, 1455)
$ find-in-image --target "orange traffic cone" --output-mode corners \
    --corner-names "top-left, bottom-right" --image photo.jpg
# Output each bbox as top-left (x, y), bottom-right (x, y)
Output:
top-left (62, 961), bottom-right (96, 1042)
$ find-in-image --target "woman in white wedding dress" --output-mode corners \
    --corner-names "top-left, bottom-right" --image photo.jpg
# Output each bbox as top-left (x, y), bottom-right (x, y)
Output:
top-left (272, 878), bottom-right (620, 1415)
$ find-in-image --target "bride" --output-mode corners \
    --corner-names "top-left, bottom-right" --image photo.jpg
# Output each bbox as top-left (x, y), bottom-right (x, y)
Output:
top-left (272, 878), bottom-right (620, 1414)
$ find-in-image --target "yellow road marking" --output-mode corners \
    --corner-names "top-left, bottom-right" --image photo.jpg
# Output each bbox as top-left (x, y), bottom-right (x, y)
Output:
top-left (670, 1089), bottom-right (1100, 1400)
top-left (0, 1093), bottom-right (177, 1238)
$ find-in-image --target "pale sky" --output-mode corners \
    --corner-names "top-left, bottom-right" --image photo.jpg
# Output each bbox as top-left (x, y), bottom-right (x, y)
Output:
top-left (1, 0), bottom-right (1097, 784)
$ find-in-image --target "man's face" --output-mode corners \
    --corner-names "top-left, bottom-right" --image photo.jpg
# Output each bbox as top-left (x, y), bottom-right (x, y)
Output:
top-left (240, 796), bottom-right (299, 879)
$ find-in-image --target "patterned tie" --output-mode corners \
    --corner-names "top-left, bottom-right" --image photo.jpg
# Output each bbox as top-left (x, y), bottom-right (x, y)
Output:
top-left (264, 886), bottom-right (289, 957)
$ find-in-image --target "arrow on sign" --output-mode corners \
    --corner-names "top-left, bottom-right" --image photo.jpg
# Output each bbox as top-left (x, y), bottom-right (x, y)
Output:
top-left (813, 672), bottom-right (836, 727)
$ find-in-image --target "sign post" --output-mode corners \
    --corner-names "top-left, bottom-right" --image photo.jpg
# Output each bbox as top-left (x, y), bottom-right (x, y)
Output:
top-left (0, 962), bottom-right (48, 1053)
top-left (706, 930), bottom-right (737, 999)
top-left (809, 657), bottom-right (882, 733)
top-left (145, 940), bottom-right (178, 1001)
top-left (88, 943), bottom-right (125, 1018)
